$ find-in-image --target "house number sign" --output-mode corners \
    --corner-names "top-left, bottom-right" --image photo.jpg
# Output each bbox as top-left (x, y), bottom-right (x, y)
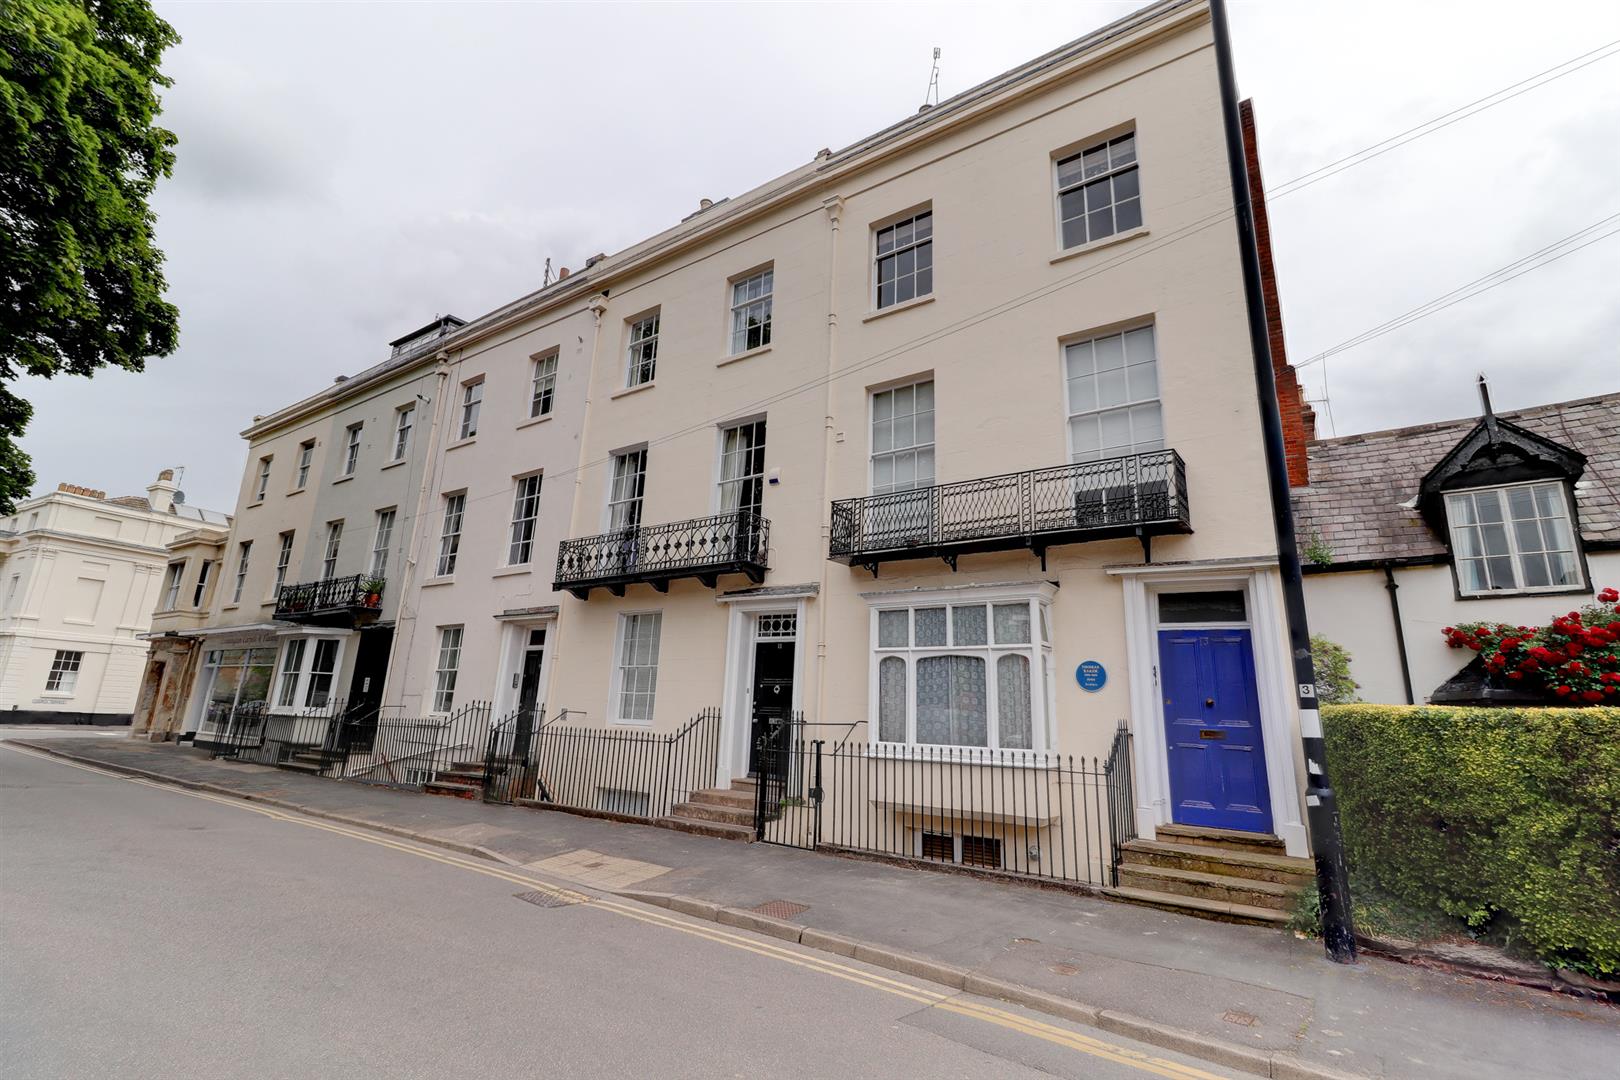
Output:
top-left (1075, 661), bottom-right (1106, 693)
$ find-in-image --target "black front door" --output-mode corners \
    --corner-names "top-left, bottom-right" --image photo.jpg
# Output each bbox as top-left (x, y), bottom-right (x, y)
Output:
top-left (514, 628), bottom-right (546, 755)
top-left (340, 625), bottom-right (392, 752)
top-left (747, 640), bottom-right (795, 775)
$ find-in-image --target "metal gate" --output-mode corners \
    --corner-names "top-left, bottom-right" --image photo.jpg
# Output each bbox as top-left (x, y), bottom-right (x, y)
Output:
top-left (483, 707), bottom-right (545, 805)
top-left (753, 718), bottom-right (821, 847)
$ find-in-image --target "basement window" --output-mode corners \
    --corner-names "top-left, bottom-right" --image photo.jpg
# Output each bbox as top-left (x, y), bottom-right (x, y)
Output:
top-left (919, 831), bottom-right (1002, 869)
top-left (597, 787), bottom-right (650, 818)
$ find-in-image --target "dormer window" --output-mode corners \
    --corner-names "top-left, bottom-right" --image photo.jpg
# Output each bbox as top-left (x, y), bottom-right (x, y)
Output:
top-left (1444, 482), bottom-right (1581, 596)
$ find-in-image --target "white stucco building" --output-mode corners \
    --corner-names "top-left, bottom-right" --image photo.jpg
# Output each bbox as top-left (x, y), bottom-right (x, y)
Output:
top-left (0, 472), bottom-right (228, 724)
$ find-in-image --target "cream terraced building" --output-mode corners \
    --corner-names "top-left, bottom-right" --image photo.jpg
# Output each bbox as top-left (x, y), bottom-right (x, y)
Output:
top-left (165, 0), bottom-right (1322, 889)
top-left (378, 0), bottom-right (1316, 862)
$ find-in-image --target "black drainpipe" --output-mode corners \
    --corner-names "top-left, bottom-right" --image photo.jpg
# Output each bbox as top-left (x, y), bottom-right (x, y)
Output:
top-left (1382, 565), bottom-right (1416, 705)
top-left (1210, 0), bottom-right (1356, 962)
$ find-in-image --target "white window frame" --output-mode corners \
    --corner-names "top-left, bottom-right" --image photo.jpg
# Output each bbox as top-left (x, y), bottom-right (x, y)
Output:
top-left (436, 492), bottom-right (465, 578)
top-left (322, 520), bottom-right (343, 580)
top-left (371, 508), bottom-right (395, 577)
top-left (717, 419), bottom-right (767, 516)
top-left (870, 379), bottom-right (935, 496)
top-left (612, 612), bottom-right (662, 725)
top-left (274, 531), bottom-right (294, 595)
top-left (626, 312), bottom-right (660, 387)
top-left (294, 441), bottom-right (315, 489)
top-left (45, 650), bottom-right (84, 694)
top-left (866, 585), bottom-right (1055, 757)
top-left (232, 541), bottom-right (251, 605)
top-left (507, 473), bottom-right (543, 566)
top-left (1445, 481), bottom-right (1585, 597)
top-left (873, 209), bottom-right (933, 310)
top-left (161, 562), bottom-right (184, 611)
top-left (458, 379), bottom-right (483, 440)
top-left (192, 559), bottom-right (213, 608)
top-left (433, 626), bottom-right (464, 713)
top-left (392, 404), bottom-right (414, 461)
top-left (728, 267), bottom-right (773, 355)
top-left (254, 456), bottom-right (272, 502)
top-left (607, 449), bottom-right (647, 531)
top-left (342, 423), bottom-right (363, 477)
top-left (530, 351), bottom-right (558, 418)
top-left (271, 634), bottom-right (345, 712)
top-left (1055, 130), bottom-right (1141, 250)
top-left (1063, 324), bottom-right (1163, 463)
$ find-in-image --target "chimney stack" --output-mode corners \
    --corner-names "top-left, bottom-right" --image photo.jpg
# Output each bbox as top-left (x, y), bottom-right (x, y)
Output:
top-left (147, 469), bottom-right (178, 514)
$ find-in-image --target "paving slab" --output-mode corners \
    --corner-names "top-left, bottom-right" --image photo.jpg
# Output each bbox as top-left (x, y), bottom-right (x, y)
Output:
top-left (16, 736), bottom-right (1616, 1080)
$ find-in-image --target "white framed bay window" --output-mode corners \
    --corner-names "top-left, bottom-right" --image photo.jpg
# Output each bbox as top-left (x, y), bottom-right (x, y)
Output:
top-left (271, 634), bottom-right (346, 711)
top-left (869, 585), bottom-right (1055, 753)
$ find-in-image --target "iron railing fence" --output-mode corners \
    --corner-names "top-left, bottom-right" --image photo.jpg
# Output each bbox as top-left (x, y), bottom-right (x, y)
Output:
top-left (338, 702), bottom-right (494, 789)
top-left (755, 724), bottom-right (1138, 888)
top-left (1103, 723), bottom-right (1137, 884)
top-left (829, 450), bottom-right (1189, 561)
top-left (513, 708), bottom-right (722, 820)
top-left (274, 573), bottom-right (383, 619)
top-left (553, 511), bottom-right (769, 594)
top-left (197, 699), bottom-right (350, 766)
top-left (481, 707), bottom-right (573, 805)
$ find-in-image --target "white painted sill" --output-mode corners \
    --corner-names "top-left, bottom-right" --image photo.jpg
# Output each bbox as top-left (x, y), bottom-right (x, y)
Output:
top-left (861, 294), bottom-right (935, 323)
top-left (332, 474), bottom-right (355, 485)
top-left (445, 437), bottom-right (477, 451)
top-left (288, 487), bottom-right (306, 496)
top-left (516, 414), bottom-right (554, 431)
top-left (380, 459), bottom-right (408, 471)
top-left (1050, 226), bottom-right (1150, 266)
top-left (421, 576), bottom-right (455, 588)
top-left (246, 501), bottom-right (264, 510)
top-left (611, 381), bottom-right (656, 400)
top-left (492, 565), bottom-right (532, 579)
top-left (717, 344), bottom-right (772, 368)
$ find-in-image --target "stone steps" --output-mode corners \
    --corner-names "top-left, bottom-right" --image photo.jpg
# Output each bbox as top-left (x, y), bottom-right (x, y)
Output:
top-left (668, 798), bottom-right (755, 828)
top-left (1121, 839), bottom-right (1314, 886)
top-left (1154, 823), bottom-right (1286, 856)
top-left (1110, 825), bottom-right (1307, 927)
top-left (657, 776), bottom-right (760, 840)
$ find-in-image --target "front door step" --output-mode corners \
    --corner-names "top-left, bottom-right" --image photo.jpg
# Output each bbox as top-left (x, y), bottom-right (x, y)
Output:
top-left (1155, 823), bottom-right (1287, 857)
top-left (658, 777), bottom-right (759, 842)
top-left (1110, 828), bottom-right (1308, 927)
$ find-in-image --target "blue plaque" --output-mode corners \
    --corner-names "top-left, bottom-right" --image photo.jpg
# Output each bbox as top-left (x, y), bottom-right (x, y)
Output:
top-left (1075, 661), bottom-right (1106, 693)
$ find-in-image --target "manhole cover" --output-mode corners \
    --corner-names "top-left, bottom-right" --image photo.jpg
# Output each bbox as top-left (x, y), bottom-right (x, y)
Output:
top-left (750, 899), bottom-right (809, 919)
top-left (514, 889), bottom-right (585, 909)
top-left (1222, 1010), bottom-right (1258, 1027)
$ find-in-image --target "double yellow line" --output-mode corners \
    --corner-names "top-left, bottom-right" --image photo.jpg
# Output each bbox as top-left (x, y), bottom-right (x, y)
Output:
top-left (4, 744), bottom-right (1229, 1080)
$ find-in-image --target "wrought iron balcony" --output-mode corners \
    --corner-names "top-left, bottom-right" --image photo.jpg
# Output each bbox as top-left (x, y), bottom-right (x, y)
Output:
top-left (829, 449), bottom-right (1190, 572)
top-left (274, 573), bottom-right (385, 626)
top-left (553, 510), bottom-right (770, 598)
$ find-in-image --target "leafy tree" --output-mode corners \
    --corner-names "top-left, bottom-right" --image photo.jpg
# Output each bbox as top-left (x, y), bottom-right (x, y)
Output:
top-left (0, 0), bottom-right (181, 514)
top-left (1310, 634), bottom-right (1359, 704)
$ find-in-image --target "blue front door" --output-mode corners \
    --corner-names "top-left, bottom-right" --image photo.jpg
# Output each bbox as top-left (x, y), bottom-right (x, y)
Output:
top-left (1157, 628), bottom-right (1272, 833)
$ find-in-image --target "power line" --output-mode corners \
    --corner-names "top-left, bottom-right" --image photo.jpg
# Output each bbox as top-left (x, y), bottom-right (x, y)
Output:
top-left (325, 39), bottom-right (1620, 543)
top-left (1295, 213), bottom-right (1620, 371)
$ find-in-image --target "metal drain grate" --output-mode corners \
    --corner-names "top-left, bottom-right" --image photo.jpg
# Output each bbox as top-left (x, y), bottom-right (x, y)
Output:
top-left (750, 899), bottom-right (809, 919)
top-left (514, 889), bottom-right (586, 909)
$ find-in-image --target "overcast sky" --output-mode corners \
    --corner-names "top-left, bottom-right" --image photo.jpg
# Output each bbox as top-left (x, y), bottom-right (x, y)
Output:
top-left (17, 0), bottom-right (1620, 512)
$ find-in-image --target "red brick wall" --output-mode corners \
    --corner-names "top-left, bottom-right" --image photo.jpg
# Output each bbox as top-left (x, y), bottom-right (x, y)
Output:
top-left (1240, 99), bottom-right (1314, 486)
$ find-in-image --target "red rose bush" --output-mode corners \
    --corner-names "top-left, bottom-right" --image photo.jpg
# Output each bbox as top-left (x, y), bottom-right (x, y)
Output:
top-left (1443, 587), bottom-right (1620, 702)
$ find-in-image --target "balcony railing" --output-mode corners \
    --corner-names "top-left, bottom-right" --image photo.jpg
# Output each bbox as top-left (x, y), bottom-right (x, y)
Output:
top-left (829, 449), bottom-right (1190, 571)
top-left (274, 573), bottom-right (384, 625)
top-left (553, 510), bottom-right (769, 598)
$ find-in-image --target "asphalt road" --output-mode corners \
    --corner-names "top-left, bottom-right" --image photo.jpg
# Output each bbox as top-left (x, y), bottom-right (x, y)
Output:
top-left (0, 741), bottom-right (1237, 1080)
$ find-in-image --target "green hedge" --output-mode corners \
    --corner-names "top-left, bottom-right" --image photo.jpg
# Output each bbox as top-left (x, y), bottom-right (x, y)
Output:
top-left (1322, 704), bottom-right (1620, 976)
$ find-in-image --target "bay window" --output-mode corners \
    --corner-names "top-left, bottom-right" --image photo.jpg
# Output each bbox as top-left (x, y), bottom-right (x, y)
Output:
top-left (871, 591), bottom-right (1052, 752)
top-left (272, 635), bottom-right (343, 711)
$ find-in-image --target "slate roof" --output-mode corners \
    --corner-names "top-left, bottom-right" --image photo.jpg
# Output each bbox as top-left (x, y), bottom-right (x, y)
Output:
top-left (1292, 391), bottom-right (1620, 566)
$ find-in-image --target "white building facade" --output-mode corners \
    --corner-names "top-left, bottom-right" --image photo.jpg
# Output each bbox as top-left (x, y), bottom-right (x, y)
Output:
top-left (0, 473), bottom-right (228, 724)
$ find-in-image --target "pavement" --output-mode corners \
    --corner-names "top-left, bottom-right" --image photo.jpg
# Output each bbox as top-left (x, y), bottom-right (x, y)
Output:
top-left (9, 735), bottom-right (1617, 1080)
top-left (1, 742), bottom-right (1244, 1080)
